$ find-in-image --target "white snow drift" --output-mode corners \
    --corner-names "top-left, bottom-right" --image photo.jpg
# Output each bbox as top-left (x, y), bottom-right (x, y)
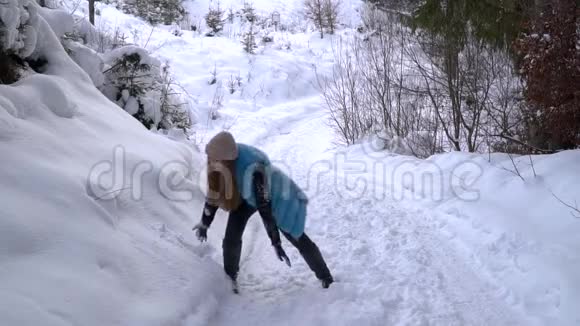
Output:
top-left (0, 4), bottom-right (228, 326)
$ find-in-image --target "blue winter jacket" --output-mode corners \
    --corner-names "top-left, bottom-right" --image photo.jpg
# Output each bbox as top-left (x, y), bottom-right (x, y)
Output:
top-left (234, 143), bottom-right (308, 239)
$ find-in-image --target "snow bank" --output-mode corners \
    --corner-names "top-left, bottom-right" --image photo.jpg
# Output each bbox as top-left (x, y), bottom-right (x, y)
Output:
top-left (0, 5), bottom-right (227, 326)
top-left (63, 40), bottom-right (105, 87)
top-left (424, 151), bottom-right (580, 325)
top-left (38, 6), bottom-right (74, 39)
top-left (339, 142), bottom-right (580, 324)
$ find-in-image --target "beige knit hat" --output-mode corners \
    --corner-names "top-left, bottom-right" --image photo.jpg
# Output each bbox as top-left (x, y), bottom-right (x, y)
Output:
top-left (205, 131), bottom-right (239, 160)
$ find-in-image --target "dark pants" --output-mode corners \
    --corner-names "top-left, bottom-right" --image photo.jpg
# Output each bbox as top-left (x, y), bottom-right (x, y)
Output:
top-left (223, 201), bottom-right (332, 281)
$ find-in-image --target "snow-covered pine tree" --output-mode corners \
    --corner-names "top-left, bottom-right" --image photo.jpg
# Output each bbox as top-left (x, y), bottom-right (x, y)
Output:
top-left (205, 2), bottom-right (225, 36)
top-left (241, 2), bottom-right (257, 23)
top-left (101, 46), bottom-right (191, 131)
top-left (159, 65), bottom-right (191, 131)
top-left (0, 0), bottom-right (40, 84)
top-left (123, 0), bottom-right (185, 25)
top-left (241, 22), bottom-right (258, 54)
top-left (103, 50), bottom-right (155, 128)
top-left (227, 8), bottom-right (235, 24)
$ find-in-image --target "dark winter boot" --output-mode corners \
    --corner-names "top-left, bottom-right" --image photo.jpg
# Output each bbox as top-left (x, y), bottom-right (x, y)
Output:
top-left (223, 238), bottom-right (242, 281)
top-left (320, 276), bottom-right (334, 289)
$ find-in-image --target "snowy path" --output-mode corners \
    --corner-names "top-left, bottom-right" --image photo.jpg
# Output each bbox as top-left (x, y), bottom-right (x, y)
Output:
top-left (143, 15), bottom-right (530, 323)
top-left (196, 97), bottom-right (527, 325)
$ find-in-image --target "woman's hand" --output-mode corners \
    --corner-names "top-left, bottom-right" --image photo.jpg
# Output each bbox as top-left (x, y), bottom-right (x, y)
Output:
top-left (274, 244), bottom-right (291, 267)
top-left (192, 223), bottom-right (208, 242)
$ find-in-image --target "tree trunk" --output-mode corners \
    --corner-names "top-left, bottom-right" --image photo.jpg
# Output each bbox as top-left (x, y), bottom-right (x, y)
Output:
top-left (89, 0), bottom-right (95, 25)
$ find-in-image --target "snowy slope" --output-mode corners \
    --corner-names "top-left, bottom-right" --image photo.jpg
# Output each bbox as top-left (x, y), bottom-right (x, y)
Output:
top-left (0, 5), bottom-right (230, 326)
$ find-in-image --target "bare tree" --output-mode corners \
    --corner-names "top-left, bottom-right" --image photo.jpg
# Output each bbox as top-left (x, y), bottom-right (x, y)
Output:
top-left (407, 28), bottom-right (499, 153)
top-left (304, 0), bottom-right (325, 39)
top-left (457, 35), bottom-right (495, 152)
top-left (482, 49), bottom-right (529, 153)
top-left (359, 7), bottom-right (440, 157)
top-left (323, 0), bottom-right (340, 35)
top-left (317, 39), bottom-right (368, 144)
top-left (360, 2), bottom-right (382, 32)
top-left (317, 6), bottom-right (441, 156)
top-left (407, 31), bottom-right (463, 151)
top-left (319, 3), bottom-right (535, 157)
top-left (357, 10), bottom-right (399, 135)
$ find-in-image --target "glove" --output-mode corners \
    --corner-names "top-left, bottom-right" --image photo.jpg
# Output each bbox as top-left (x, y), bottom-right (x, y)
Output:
top-left (192, 223), bottom-right (208, 242)
top-left (274, 243), bottom-right (291, 267)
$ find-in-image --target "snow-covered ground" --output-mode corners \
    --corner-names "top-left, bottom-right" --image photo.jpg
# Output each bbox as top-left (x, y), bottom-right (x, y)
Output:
top-left (1, 3), bottom-right (228, 326)
top-left (1, 0), bottom-right (579, 325)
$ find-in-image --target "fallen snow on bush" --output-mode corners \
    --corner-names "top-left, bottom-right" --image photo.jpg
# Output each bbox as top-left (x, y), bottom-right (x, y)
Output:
top-left (0, 0), bottom-right (40, 57)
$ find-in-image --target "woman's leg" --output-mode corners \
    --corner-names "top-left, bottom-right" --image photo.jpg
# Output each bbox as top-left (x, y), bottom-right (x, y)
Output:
top-left (223, 201), bottom-right (256, 281)
top-left (282, 232), bottom-right (333, 283)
